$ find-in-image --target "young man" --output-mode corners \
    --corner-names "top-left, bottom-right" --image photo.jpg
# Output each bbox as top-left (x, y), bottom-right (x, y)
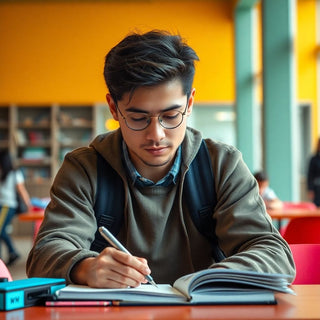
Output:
top-left (27, 30), bottom-right (295, 288)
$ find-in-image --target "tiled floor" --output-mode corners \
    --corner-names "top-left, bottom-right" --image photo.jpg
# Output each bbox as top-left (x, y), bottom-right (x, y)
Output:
top-left (1, 236), bottom-right (33, 280)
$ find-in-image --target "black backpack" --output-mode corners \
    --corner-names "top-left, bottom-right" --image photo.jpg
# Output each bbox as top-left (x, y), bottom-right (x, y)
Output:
top-left (91, 140), bottom-right (225, 262)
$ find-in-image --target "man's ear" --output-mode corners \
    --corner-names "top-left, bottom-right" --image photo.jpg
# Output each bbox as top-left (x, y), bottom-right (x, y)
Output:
top-left (186, 88), bottom-right (196, 116)
top-left (106, 93), bottom-right (119, 121)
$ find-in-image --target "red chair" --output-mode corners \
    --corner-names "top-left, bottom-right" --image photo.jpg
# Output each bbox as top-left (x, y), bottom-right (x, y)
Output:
top-left (0, 259), bottom-right (13, 281)
top-left (289, 244), bottom-right (320, 284)
top-left (278, 202), bottom-right (317, 236)
top-left (282, 217), bottom-right (320, 244)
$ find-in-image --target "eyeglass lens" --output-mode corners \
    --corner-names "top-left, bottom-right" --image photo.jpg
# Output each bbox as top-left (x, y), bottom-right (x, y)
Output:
top-left (125, 110), bottom-right (184, 130)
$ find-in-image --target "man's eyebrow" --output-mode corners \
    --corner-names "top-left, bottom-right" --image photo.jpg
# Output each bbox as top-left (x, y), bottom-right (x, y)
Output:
top-left (125, 104), bottom-right (184, 113)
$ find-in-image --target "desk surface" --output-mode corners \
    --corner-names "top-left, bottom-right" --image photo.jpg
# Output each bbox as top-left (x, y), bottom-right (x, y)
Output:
top-left (3, 285), bottom-right (320, 320)
top-left (18, 209), bottom-right (44, 222)
top-left (268, 208), bottom-right (320, 219)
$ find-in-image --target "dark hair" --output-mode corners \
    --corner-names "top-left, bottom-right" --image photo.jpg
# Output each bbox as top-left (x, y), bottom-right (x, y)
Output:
top-left (0, 149), bottom-right (14, 182)
top-left (103, 30), bottom-right (199, 102)
top-left (253, 171), bottom-right (268, 182)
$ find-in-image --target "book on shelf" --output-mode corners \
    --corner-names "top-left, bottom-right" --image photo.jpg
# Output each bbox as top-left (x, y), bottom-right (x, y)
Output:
top-left (14, 129), bottom-right (27, 145)
top-left (53, 269), bottom-right (293, 306)
top-left (22, 147), bottom-right (47, 160)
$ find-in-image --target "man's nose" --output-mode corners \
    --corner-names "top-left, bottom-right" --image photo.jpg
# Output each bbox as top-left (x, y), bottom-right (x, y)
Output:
top-left (145, 116), bottom-right (166, 141)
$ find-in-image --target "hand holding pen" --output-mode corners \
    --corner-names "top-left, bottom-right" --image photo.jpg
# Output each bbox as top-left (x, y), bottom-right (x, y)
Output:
top-left (99, 226), bottom-right (158, 288)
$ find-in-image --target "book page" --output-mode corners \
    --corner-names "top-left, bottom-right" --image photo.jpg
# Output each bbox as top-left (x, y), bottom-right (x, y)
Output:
top-left (173, 269), bottom-right (293, 298)
top-left (56, 284), bottom-right (187, 303)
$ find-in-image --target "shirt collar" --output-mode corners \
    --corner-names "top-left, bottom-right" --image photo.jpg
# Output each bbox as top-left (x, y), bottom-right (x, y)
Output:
top-left (122, 141), bottom-right (181, 187)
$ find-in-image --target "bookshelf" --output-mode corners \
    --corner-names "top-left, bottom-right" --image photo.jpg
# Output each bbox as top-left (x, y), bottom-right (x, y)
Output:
top-left (0, 107), bottom-right (9, 150)
top-left (0, 104), bottom-right (104, 198)
top-left (13, 106), bottom-right (53, 183)
top-left (57, 105), bottom-right (95, 162)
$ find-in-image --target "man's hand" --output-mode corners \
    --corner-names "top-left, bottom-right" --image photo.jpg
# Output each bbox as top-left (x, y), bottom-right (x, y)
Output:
top-left (71, 247), bottom-right (151, 288)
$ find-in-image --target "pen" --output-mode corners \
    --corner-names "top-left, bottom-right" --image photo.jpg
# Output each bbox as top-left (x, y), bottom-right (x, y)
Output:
top-left (98, 226), bottom-right (158, 288)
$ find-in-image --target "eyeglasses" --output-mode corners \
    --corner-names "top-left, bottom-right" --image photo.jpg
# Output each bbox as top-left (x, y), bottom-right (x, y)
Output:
top-left (115, 102), bottom-right (189, 131)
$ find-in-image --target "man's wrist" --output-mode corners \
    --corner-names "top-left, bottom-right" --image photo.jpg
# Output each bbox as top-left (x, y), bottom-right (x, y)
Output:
top-left (70, 257), bottom-right (94, 285)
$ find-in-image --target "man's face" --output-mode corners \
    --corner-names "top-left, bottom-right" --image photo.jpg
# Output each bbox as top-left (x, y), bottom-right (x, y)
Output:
top-left (107, 79), bottom-right (195, 180)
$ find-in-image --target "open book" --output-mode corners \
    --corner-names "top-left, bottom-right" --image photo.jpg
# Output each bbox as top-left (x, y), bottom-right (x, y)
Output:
top-left (54, 269), bottom-right (293, 305)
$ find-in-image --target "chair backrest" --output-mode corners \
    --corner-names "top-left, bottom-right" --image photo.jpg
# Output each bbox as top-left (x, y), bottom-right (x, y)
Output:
top-left (289, 244), bottom-right (320, 284)
top-left (0, 259), bottom-right (13, 281)
top-left (282, 217), bottom-right (320, 244)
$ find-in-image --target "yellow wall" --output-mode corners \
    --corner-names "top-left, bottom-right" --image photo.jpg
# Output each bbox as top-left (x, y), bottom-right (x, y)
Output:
top-left (1, 0), bottom-right (318, 143)
top-left (297, 0), bottom-right (318, 145)
top-left (0, 0), bottom-right (235, 105)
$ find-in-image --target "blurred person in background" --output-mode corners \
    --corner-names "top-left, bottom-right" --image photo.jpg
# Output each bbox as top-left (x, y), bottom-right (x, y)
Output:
top-left (0, 149), bottom-right (32, 266)
top-left (254, 171), bottom-right (283, 210)
top-left (307, 138), bottom-right (320, 207)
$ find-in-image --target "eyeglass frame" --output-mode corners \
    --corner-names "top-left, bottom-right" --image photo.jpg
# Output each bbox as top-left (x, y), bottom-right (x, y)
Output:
top-left (114, 96), bottom-right (190, 131)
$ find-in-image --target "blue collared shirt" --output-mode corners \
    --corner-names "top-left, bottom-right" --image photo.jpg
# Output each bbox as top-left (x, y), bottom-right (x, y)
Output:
top-left (122, 141), bottom-right (181, 187)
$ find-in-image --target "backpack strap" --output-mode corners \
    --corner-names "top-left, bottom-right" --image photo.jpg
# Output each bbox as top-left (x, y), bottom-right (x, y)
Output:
top-left (90, 154), bottom-right (124, 252)
top-left (183, 140), bottom-right (225, 262)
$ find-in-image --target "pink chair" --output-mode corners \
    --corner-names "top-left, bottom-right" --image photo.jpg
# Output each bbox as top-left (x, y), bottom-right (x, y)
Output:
top-left (282, 217), bottom-right (320, 244)
top-left (0, 259), bottom-right (13, 281)
top-left (289, 244), bottom-right (320, 284)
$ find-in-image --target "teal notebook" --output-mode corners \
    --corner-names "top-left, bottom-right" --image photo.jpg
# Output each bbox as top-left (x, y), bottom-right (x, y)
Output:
top-left (0, 278), bottom-right (66, 311)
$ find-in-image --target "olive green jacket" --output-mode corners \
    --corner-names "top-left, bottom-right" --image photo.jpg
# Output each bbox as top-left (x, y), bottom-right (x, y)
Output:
top-left (26, 127), bottom-right (295, 284)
